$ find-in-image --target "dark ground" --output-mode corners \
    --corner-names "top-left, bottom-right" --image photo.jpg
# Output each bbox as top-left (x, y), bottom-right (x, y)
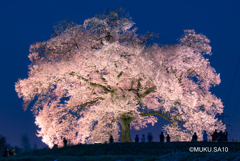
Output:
top-left (1, 142), bottom-right (240, 161)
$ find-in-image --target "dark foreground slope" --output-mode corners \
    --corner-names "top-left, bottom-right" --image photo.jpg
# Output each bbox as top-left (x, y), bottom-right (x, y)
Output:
top-left (1, 142), bottom-right (240, 161)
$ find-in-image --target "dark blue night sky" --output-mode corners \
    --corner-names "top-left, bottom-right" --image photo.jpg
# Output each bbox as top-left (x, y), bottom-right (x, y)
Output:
top-left (0, 0), bottom-right (239, 149)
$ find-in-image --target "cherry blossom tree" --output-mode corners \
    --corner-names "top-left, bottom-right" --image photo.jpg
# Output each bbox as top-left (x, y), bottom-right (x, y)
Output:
top-left (15, 9), bottom-right (225, 148)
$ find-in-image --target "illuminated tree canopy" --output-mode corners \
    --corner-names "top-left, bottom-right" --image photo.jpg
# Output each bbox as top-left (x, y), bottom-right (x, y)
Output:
top-left (15, 9), bottom-right (225, 148)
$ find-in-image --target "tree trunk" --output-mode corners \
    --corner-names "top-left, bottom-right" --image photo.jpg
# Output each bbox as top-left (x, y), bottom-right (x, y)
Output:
top-left (118, 117), bottom-right (132, 142)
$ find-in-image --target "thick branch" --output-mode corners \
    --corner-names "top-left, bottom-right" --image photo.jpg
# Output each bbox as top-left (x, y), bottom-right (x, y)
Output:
top-left (128, 78), bottom-right (156, 105)
top-left (58, 97), bottom-right (104, 121)
top-left (69, 71), bottom-right (113, 93)
top-left (96, 70), bottom-right (107, 83)
top-left (140, 112), bottom-right (173, 124)
top-left (140, 111), bottom-right (187, 127)
top-left (140, 86), bottom-right (156, 98)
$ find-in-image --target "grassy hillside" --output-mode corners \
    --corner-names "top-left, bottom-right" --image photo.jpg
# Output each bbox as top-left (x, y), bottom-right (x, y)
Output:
top-left (1, 142), bottom-right (240, 161)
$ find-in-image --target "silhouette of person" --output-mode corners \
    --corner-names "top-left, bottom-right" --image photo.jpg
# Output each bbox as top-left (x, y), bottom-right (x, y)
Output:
top-left (63, 138), bottom-right (67, 147)
top-left (217, 131), bottom-right (223, 142)
top-left (147, 133), bottom-right (153, 142)
top-left (11, 148), bottom-right (16, 155)
top-left (2, 148), bottom-right (9, 157)
top-left (109, 135), bottom-right (113, 143)
top-left (192, 132), bottom-right (198, 142)
top-left (225, 131), bottom-right (228, 142)
top-left (141, 134), bottom-right (146, 142)
top-left (135, 135), bottom-right (139, 143)
top-left (212, 129), bottom-right (218, 142)
top-left (9, 148), bottom-right (13, 156)
top-left (203, 131), bottom-right (208, 142)
top-left (159, 132), bottom-right (165, 142)
top-left (166, 134), bottom-right (170, 142)
top-left (222, 132), bottom-right (226, 142)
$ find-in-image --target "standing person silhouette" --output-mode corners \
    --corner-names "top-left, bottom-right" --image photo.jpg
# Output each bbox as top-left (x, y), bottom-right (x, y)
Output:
top-left (222, 132), bottom-right (226, 142)
top-left (211, 129), bottom-right (218, 142)
top-left (214, 129), bottom-right (218, 142)
top-left (217, 131), bottom-right (223, 142)
top-left (9, 148), bottom-right (13, 156)
top-left (141, 134), bottom-right (146, 142)
top-left (203, 131), bottom-right (208, 142)
top-left (109, 135), bottom-right (113, 143)
top-left (135, 135), bottom-right (139, 143)
top-left (159, 132), bottom-right (165, 142)
top-left (225, 131), bottom-right (228, 142)
top-left (11, 148), bottom-right (16, 155)
top-left (166, 134), bottom-right (170, 142)
top-left (192, 132), bottom-right (198, 142)
top-left (63, 138), bottom-right (67, 147)
top-left (2, 148), bottom-right (9, 157)
top-left (147, 133), bottom-right (153, 142)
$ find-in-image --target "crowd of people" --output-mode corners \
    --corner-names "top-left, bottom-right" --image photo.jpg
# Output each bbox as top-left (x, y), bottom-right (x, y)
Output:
top-left (60, 129), bottom-right (229, 146)
top-left (192, 130), bottom-right (228, 142)
top-left (132, 130), bottom-right (229, 143)
top-left (131, 130), bottom-right (228, 143)
top-left (2, 148), bottom-right (16, 157)
top-left (1, 130), bottom-right (231, 157)
top-left (133, 130), bottom-right (229, 143)
top-left (2, 130), bottom-right (228, 157)
top-left (133, 132), bottom-right (170, 143)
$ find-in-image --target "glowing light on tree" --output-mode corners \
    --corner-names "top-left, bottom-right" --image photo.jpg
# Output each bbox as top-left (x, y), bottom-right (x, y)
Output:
top-left (15, 9), bottom-right (225, 148)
